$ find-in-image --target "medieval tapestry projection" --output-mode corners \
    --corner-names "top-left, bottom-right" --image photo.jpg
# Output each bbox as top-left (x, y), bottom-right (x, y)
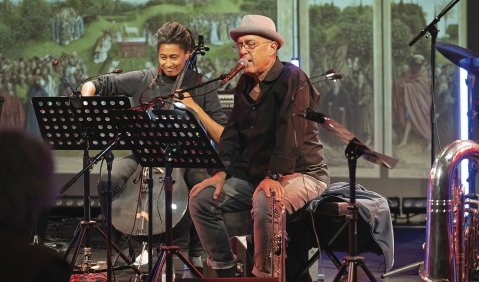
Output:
top-left (308, 0), bottom-right (380, 177)
top-left (307, 0), bottom-right (465, 179)
top-left (0, 0), bottom-right (276, 173)
top-left (387, 0), bottom-right (464, 178)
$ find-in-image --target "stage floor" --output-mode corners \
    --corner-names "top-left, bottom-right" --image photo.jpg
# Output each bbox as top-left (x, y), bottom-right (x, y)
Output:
top-left (44, 217), bottom-right (426, 281)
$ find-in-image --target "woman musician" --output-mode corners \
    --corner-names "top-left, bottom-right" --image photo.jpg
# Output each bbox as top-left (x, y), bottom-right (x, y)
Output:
top-left (80, 21), bottom-right (227, 270)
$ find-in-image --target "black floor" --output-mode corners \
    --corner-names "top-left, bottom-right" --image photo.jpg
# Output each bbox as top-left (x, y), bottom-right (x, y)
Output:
top-left (43, 216), bottom-right (426, 281)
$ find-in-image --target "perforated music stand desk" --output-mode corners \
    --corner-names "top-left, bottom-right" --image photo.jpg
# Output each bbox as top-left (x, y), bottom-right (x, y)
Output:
top-left (112, 108), bottom-right (224, 282)
top-left (32, 96), bottom-right (141, 278)
top-left (33, 96), bottom-right (132, 150)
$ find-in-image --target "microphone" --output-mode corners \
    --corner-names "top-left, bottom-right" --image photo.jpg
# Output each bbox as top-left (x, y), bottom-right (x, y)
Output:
top-left (328, 74), bottom-right (343, 81)
top-left (51, 59), bottom-right (76, 95)
top-left (310, 69), bottom-right (336, 80)
top-left (219, 58), bottom-right (248, 87)
top-left (311, 73), bottom-right (343, 84)
top-left (51, 59), bottom-right (123, 108)
top-left (323, 69), bottom-right (336, 77)
top-left (71, 67), bottom-right (123, 108)
top-left (73, 67), bottom-right (123, 94)
top-left (303, 107), bottom-right (327, 124)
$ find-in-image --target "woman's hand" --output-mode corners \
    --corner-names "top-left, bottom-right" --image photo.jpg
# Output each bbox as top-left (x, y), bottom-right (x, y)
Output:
top-left (175, 91), bottom-right (199, 112)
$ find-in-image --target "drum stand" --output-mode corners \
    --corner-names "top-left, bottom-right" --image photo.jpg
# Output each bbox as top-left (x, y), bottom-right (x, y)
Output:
top-left (33, 96), bottom-right (141, 281)
top-left (112, 108), bottom-right (224, 282)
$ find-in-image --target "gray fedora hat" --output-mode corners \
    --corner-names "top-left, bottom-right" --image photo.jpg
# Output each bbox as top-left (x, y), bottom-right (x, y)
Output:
top-left (229, 15), bottom-right (284, 49)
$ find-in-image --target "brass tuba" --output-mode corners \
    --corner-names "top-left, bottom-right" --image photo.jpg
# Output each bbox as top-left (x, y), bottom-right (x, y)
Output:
top-left (421, 140), bottom-right (479, 281)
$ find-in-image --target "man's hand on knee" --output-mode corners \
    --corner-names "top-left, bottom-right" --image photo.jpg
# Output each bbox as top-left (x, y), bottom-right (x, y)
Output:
top-left (190, 171), bottom-right (227, 200)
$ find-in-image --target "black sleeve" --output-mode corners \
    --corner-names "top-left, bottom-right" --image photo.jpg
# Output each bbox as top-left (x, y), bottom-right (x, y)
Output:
top-left (269, 67), bottom-right (319, 174)
top-left (216, 88), bottom-right (244, 171)
top-left (92, 69), bottom-right (152, 97)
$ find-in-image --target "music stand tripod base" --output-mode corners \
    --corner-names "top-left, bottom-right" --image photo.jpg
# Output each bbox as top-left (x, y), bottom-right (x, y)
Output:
top-left (332, 139), bottom-right (378, 282)
top-left (113, 109), bottom-right (224, 282)
top-left (305, 111), bottom-right (398, 282)
top-left (32, 96), bottom-right (141, 278)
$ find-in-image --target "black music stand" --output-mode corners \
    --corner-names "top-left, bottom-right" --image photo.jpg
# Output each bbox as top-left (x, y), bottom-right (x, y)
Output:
top-left (32, 96), bottom-right (142, 280)
top-left (112, 108), bottom-right (224, 282)
top-left (304, 108), bottom-right (398, 282)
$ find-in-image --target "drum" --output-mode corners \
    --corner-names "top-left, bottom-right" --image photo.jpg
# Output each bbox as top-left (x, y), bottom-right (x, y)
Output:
top-left (111, 165), bottom-right (189, 237)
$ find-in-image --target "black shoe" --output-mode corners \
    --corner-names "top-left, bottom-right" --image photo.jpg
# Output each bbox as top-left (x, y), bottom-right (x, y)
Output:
top-left (214, 266), bottom-right (236, 277)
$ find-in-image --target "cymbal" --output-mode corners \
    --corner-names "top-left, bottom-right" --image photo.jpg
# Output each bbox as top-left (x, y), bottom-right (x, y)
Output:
top-left (436, 42), bottom-right (479, 67)
top-left (459, 57), bottom-right (479, 76)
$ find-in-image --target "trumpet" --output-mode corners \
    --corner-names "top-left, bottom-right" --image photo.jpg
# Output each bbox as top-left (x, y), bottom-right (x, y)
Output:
top-left (271, 191), bottom-right (287, 282)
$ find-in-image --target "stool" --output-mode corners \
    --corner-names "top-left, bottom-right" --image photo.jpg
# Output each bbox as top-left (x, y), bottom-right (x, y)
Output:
top-left (309, 201), bottom-right (350, 268)
top-left (290, 201), bottom-right (349, 279)
top-left (230, 202), bottom-right (349, 277)
top-left (294, 198), bottom-right (386, 279)
top-left (229, 193), bottom-right (392, 280)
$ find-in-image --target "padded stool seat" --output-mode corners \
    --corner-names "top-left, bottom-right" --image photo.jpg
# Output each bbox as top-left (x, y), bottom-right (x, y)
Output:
top-left (300, 182), bottom-right (394, 278)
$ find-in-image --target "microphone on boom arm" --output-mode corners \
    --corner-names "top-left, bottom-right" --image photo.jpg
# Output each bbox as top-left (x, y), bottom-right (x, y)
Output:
top-left (51, 59), bottom-right (123, 108)
top-left (310, 69), bottom-right (343, 84)
top-left (51, 59), bottom-right (76, 95)
top-left (219, 58), bottom-right (249, 88)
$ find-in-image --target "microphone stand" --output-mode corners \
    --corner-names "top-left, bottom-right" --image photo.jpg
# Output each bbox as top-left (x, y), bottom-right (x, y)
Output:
top-left (175, 75), bottom-right (226, 96)
top-left (60, 135), bottom-right (121, 194)
top-left (302, 109), bottom-right (397, 281)
top-left (408, 0), bottom-right (460, 165)
top-left (382, 0), bottom-right (462, 278)
top-left (51, 59), bottom-right (123, 109)
top-left (136, 74), bottom-right (226, 109)
top-left (311, 74), bottom-right (343, 85)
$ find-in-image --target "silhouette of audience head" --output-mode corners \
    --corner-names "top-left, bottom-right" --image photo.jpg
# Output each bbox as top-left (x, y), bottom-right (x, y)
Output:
top-left (0, 130), bottom-right (58, 239)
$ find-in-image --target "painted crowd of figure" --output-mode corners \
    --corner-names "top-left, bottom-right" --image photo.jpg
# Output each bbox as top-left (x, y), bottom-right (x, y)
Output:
top-left (318, 54), bottom-right (458, 151)
top-left (52, 7), bottom-right (85, 46)
top-left (0, 53), bottom-right (88, 135)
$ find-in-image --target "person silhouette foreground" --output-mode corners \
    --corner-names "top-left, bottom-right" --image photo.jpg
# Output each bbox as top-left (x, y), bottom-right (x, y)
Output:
top-left (0, 130), bottom-right (71, 282)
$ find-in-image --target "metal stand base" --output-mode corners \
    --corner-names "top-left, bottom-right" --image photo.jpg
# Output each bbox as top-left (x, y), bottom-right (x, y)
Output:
top-left (333, 256), bottom-right (378, 282)
top-left (147, 245), bottom-right (203, 281)
top-left (64, 220), bottom-right (142, 276)
top-left (381, 261), bottom-right (423, 278)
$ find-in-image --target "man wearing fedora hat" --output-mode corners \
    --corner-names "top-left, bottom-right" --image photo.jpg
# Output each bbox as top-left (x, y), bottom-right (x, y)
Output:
top-left (189, 14), bottom-right (329, 281)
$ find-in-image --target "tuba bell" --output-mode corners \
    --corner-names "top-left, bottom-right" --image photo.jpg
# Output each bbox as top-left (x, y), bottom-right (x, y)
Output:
top-left (421, 140), bottom-right (479, 281)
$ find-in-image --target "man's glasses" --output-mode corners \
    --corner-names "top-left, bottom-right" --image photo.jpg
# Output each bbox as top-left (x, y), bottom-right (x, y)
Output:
top-left (232, 40), bottom-right (272, 53)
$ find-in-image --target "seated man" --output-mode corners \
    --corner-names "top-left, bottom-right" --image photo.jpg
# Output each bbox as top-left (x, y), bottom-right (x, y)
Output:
top-left (189, 14), bottom-right (329, 282)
